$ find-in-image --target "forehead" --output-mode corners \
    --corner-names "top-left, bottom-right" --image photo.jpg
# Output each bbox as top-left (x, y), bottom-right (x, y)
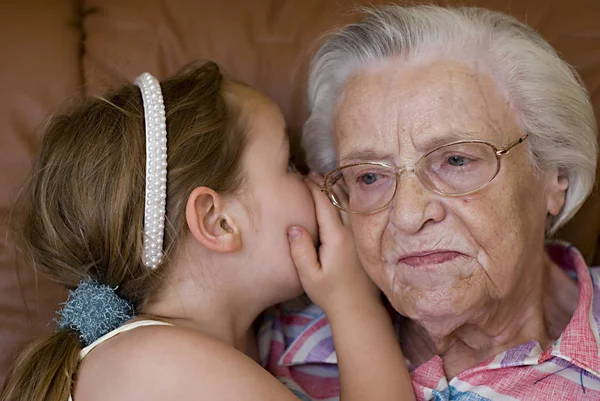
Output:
top-left (334, 59), bottom-right (518, 162)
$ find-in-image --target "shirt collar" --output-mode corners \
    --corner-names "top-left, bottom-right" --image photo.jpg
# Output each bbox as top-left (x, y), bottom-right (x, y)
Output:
top-left (544, 241), bottom-right (600, 377)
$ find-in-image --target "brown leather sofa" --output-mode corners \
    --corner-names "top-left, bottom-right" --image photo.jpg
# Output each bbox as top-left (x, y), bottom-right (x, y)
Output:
top-left (1, 0), bottom-right (599, 384)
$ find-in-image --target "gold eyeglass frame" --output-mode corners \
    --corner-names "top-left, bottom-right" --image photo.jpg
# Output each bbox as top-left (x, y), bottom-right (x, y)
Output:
top-left (321, 134), bottom-right (529, 215)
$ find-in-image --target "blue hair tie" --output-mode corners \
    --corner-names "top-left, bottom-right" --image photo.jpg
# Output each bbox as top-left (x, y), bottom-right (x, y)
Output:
top-left (57, 281), bottom-right (134, 346)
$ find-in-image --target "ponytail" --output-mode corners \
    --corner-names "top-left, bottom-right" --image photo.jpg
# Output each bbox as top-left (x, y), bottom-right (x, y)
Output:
top-left (1, 330), bottom-right (80, 401)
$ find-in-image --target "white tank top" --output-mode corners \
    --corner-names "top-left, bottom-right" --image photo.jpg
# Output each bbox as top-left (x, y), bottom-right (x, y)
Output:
top-left (68, 319), bottom-right (173, 401)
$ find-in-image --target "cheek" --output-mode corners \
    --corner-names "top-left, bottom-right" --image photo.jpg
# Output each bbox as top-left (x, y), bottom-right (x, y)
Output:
top-left (464, 176), bottom-right (544, 245)
top-left (350, 214), bottom-right (389, 280)
top-left (450, 173), bottom-right (547, 290)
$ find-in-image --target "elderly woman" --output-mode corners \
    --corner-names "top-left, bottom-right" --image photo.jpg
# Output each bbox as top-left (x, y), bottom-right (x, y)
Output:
top-left (260, 5), bottom-right (600, 401)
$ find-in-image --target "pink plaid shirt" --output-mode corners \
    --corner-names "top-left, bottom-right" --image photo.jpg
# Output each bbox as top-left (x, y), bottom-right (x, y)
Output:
top-left (258, 242), bottom-right (600, 400)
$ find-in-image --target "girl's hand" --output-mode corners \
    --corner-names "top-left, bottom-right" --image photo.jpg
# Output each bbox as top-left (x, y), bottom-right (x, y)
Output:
top-left (287, 173), bottom-right (380, 316)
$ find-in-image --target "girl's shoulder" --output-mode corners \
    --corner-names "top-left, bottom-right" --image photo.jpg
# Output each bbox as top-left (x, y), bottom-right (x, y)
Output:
top-left (73, 323), bottom-right (298, 401)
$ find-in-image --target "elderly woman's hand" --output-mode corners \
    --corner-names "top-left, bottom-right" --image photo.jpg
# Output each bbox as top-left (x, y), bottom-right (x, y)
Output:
top-left (287, 174), bottom-right (380, 316)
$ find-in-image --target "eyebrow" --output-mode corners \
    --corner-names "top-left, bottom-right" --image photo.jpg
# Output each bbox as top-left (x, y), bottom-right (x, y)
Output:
top-left (338, 149), bottom-right (395, 164)
top-left (419, 131), bottom-right (481, 150)
top-left (338, 131), bottom-right (481, 164)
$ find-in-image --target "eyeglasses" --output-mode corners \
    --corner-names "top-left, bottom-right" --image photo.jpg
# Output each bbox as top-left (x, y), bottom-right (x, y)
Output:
top-left (321, 135), bottom-right (528, 214)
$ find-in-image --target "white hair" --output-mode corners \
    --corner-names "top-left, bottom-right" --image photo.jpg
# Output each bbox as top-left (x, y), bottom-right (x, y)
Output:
top-left (303, 5), bottom-right (597, 233)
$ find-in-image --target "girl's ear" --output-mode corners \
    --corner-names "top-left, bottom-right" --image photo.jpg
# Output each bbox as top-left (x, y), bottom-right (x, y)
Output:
top-left (185, 187), bottom-right (242, 253)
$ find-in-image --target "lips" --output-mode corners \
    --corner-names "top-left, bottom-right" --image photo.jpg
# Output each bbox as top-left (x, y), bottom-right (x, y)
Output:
top-left (397, 251), bottom-right (463, 267)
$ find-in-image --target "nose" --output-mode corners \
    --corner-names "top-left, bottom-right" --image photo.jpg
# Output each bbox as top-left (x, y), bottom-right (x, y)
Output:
top-left (389, 171), bottom-right (446, 234)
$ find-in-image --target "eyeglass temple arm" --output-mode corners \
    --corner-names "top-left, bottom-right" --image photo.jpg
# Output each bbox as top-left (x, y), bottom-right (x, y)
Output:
top-left (496, 134), bottom-right (529, 156)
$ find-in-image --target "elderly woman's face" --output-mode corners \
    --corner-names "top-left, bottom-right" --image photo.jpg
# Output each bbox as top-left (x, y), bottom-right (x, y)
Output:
top-left (334, 60), bottom-right (566, 328)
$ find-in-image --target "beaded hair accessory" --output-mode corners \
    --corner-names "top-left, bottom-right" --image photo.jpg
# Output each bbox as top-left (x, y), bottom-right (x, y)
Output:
top-left (135, 72), bottom-right (168, 269)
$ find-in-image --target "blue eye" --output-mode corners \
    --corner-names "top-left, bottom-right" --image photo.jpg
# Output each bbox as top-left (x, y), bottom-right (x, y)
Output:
top-left (360, 173), bottom-right (378, 184)
top-left (447, 155), bottom-right (470, 166)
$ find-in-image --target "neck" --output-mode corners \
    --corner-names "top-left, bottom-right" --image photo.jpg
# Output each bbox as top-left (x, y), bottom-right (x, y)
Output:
top-left (140, 254), bottom-right (267, 360)
top-left (400, 252), bottom-right (578, 377)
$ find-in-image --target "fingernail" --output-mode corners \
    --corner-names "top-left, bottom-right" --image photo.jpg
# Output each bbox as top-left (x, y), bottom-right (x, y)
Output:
top-left (287, 226), bottom-right (302, 240)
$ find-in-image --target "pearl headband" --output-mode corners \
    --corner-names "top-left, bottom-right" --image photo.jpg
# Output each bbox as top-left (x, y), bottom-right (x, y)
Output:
top-left (135, 73), bottom-right (167, 269)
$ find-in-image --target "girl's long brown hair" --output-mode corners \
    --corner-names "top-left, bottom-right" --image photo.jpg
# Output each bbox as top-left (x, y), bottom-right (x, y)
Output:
top-left (1, 61), bottom-right (248, 401)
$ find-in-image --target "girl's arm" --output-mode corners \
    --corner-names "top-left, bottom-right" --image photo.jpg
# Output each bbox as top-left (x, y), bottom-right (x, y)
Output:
top-left (287, 176), bottom-right (415, 401)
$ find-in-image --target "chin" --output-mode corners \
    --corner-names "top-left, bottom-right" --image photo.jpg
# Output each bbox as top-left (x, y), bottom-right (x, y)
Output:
top-left (388, 279), bottom-right (481, 326)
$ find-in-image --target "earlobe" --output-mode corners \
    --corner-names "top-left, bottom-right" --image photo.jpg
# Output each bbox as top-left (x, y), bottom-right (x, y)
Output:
top-left (546, 169), bottom-right (569, 216)
top-left (185, 187), bottom-right (243, 253)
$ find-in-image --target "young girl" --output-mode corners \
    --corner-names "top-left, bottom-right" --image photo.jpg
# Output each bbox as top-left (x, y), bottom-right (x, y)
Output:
top-left (0, 62), bottom-right (414, 401)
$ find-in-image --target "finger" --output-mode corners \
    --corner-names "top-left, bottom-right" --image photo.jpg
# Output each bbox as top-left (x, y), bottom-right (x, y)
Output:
top-left (308, 171), bottom-right (325, 186)
top-left (315, 172), bottom-right (350, 227)
top-left (287, 225), bottom-right (321, 280)
top-left (308, 171), bottom-right (345, 226)
top-left (304, 178), bottom-right (345, 242)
